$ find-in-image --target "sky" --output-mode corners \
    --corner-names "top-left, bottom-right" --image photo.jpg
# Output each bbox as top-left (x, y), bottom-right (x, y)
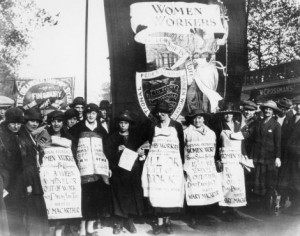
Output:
top-left (18, 0), bottom-right (110, 104)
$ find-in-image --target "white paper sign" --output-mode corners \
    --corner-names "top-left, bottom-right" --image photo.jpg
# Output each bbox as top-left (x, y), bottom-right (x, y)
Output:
top-left (40, 147), bottom-right (82, 219)
top-left (118, 148), bottom-right (138, 171)
top-left (142, 127), bottom-right (184, 208)
top-left (76, 136), bottom-right (109, 176)
top-left (185, 141), bottom-right (223, 206)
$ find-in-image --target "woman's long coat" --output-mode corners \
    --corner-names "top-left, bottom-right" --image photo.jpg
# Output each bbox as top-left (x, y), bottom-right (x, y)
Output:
top-left (0, 122), bottom-right (25, 235)
top-left (17, 125), bottom-right (49, 235)
top-left (279, 116), bottom-right (300, 193)
top-left (106, 129), bottom-right (145, 218)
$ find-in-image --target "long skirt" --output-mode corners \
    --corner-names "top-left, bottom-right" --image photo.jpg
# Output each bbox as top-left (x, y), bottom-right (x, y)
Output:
top-left (82, 180), bottom-right (112, 220)
top-left (253, 163), bottom-right (278, 196)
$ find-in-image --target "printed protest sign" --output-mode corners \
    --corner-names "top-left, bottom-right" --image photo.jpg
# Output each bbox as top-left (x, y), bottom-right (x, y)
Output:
top-left (40, 147), bottom-right (82, 219)
top-left (76, 132), bottom-right (109, 176)
top-left (142, 127), bottom-right (184, 207)
top-left (219, 147), bottom-right (246, 207)
top-left (184, 141), bottom-right (222, 206)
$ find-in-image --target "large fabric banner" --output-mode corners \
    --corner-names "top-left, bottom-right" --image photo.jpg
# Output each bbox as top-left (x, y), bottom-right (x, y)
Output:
top-left (131, 2), bottom-right (228, 115)
top-left (184, 141), bottom-right (223, 206)
top-left (15, 77), bottom-right (74, 111)
top-left (76, 132), bottom-right (109, 177)
top-left (40, 147), bottom-right (82, 219)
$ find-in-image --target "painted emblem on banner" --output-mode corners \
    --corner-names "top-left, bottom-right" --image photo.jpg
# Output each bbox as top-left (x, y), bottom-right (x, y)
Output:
top-left (131, 2), bottom-right (228, 115)
top-left (136, 68), bottom-right (187, 121)
top-left (15, 77), bottom-right (74, 111)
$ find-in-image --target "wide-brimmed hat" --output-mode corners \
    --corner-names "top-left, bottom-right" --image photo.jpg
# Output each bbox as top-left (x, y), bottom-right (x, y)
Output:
top-left (260, 100), bottom-right (281, 113)
top-left (99, 100), bottom-right (111, 110)
top-left (185, 109), bottom-right (211, 121)
top-left (5, 107), bottom-right (24, 123)
top-left (84, 103), bottom-right (99, 115)
top-left (0, 96), bottom-right (14, 108)
top-left (24, 108), bottom-right (43, 122)
top-left (152, 101), bottom-right (172, 114)
top-left (64, 108), bottom-right (79, 120)
top-left (117, 110), bottom-right (135, 124)
top-left (241, 100), bottom-right (257, 111)
top-left (276, 97), bottom-right (293, 109)
top-left (47, 110), bottom-right (65, 123)
top-left (216, 102), bottom-right (241, 116)
top-left (293, 95), bottom-right (300, 104)
top-left (70, 97), bottom-right (86, 108)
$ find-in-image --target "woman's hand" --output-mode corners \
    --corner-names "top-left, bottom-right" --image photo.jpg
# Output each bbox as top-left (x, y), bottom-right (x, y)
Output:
top-left (275, 158), bottom-right (281, 168)
top-left (118, 145), bottom-right (126, 152)
top-left (27, 186), bottom-right (32, 195)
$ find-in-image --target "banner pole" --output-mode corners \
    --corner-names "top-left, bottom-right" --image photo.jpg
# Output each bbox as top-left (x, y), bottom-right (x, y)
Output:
top-left (84, 0), bottom-right (89, 101)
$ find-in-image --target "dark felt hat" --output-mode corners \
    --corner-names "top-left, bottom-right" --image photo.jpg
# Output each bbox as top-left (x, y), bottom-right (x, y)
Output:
top-left (117, 110), bottom-right (135, 124)
top-left (5, 107), bottom-right (24, 123)
top-left (64, 108), bottom-right (79, 120)
top-left (84, 103), bottom-right (99, 115)
top-left (70, 97), bottom-right (86, 108)
top-left (152, 101), bottom-right (172, 114)
top-left (241, 100), bottom-right (257, 111)
top-left (24, 108), bottom-right (43, 122)
top-left (216, 102), bottom-right (241, 116)
top-left (99, 100), bottom-right (110, 110)
top-left (260, 100), bottom-right (281, 113)
top-left (185, 109), bottom-right (211, 121)
top-left (47, 110), bottom-right (65, 123)
top-left (276, 97), bottom-right (293, 109)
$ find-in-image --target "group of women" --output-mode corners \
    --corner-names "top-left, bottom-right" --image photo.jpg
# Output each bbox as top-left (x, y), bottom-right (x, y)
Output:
top-left (1, 96), bottom-right (299, 236)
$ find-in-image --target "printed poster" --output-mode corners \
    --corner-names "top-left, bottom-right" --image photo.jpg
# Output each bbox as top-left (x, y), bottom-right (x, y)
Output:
top-left (40, 147), bottom-right (82, 219)
top-left (184, 141), bottom-right (223, 206)
top-left (76, 134), bottom-right (109, 176)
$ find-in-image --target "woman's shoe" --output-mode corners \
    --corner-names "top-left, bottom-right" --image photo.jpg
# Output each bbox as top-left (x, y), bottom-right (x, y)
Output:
top-left (113, 224), bottom-right (122, 235)
top-left (126, 219), bottom-right (137, 234)
top-left (164, 220), bottom-right (173, 234)
top-left (152, 224), bottom-right (162, 235)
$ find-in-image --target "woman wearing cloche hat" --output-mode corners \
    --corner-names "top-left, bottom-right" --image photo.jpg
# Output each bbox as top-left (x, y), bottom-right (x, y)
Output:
top-left (142, 100), bottom-right (185, 235)
top-left (250, 100), bottom-right (282, 214)
top-left (106, 110), bottom-right (145, 234)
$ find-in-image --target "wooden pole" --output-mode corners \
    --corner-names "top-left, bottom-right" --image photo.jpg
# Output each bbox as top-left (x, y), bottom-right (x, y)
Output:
top-left (84, 0), bottom-right (89, 101)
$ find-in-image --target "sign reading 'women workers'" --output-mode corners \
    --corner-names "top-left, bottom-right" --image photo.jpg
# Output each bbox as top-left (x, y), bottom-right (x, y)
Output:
top-left (40, 147), bottom-right (82, 219)
top-left (131, 2), bottom-right (228, 117)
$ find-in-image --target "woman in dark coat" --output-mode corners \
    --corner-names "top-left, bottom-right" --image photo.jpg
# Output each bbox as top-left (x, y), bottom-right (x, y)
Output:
top-left (69, 103), bottom-right (112, 235)
top-left (17, 108), bottom-right (49, 236)
top-left (106, 110), bottom-right (145, 234)
top-left (0, 108), bottom-right (26, 236)
top-left (278, 96), bottom-right (300, 215)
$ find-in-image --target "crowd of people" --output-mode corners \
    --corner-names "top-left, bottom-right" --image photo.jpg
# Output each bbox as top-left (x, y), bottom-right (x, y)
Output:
top-left (0, 93), bottom-right (300, 236)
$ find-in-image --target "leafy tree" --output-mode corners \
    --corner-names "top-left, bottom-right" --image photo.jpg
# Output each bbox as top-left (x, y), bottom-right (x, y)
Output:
top-left (0, 0), bottom-right (58, 82)
top-left (247, 0), bottom-right (300, 70)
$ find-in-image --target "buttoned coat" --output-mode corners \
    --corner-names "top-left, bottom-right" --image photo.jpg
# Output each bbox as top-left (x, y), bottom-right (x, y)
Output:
top-left (250, 117), bottom-right (281, 166)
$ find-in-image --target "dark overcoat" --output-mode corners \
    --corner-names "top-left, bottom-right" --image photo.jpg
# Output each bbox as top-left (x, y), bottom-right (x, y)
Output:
top-left (250, 117), bottom-right (281, 166)
top-left (279, 116), bottom-right (300, 193)
top-left (106, 129), bottom-right (145, 218)
top-left (17, 126), bottom-right (49, 235)
top-left (0, 122), bottom-right (25, 235)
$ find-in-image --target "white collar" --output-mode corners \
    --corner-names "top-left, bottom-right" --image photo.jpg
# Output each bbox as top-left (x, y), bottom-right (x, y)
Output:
top-left (85, 120), bottom-right (98, 131)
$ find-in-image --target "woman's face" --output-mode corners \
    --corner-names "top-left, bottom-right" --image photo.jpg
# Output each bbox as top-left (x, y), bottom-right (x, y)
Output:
top-left (119, 121), bottom-right (129, 132)
top-left (224, 113), bottom-right (233, 122)
top-left (157, 112), bottom-right (169, 122)
top-left (263, 107), bottom-right (274, 118)
top-left (295, 104), bottom-right (300, 114)
top-left (26, 120), bottom-right (40, 132)
top-left (86, 111), bottom-right (97, 123)
top-left (51, 120), bottom-right (63, 133)
top-left (8, 122), bottom-right (22, 133)
top-left (67, 117), bottom-right (78, 128)
top-left (193, 115), bottom-right (204, 128)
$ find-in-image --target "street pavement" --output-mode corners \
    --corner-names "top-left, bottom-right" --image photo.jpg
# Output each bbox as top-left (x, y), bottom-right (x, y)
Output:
top-left (62, 204), bottom-right (300, 236)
